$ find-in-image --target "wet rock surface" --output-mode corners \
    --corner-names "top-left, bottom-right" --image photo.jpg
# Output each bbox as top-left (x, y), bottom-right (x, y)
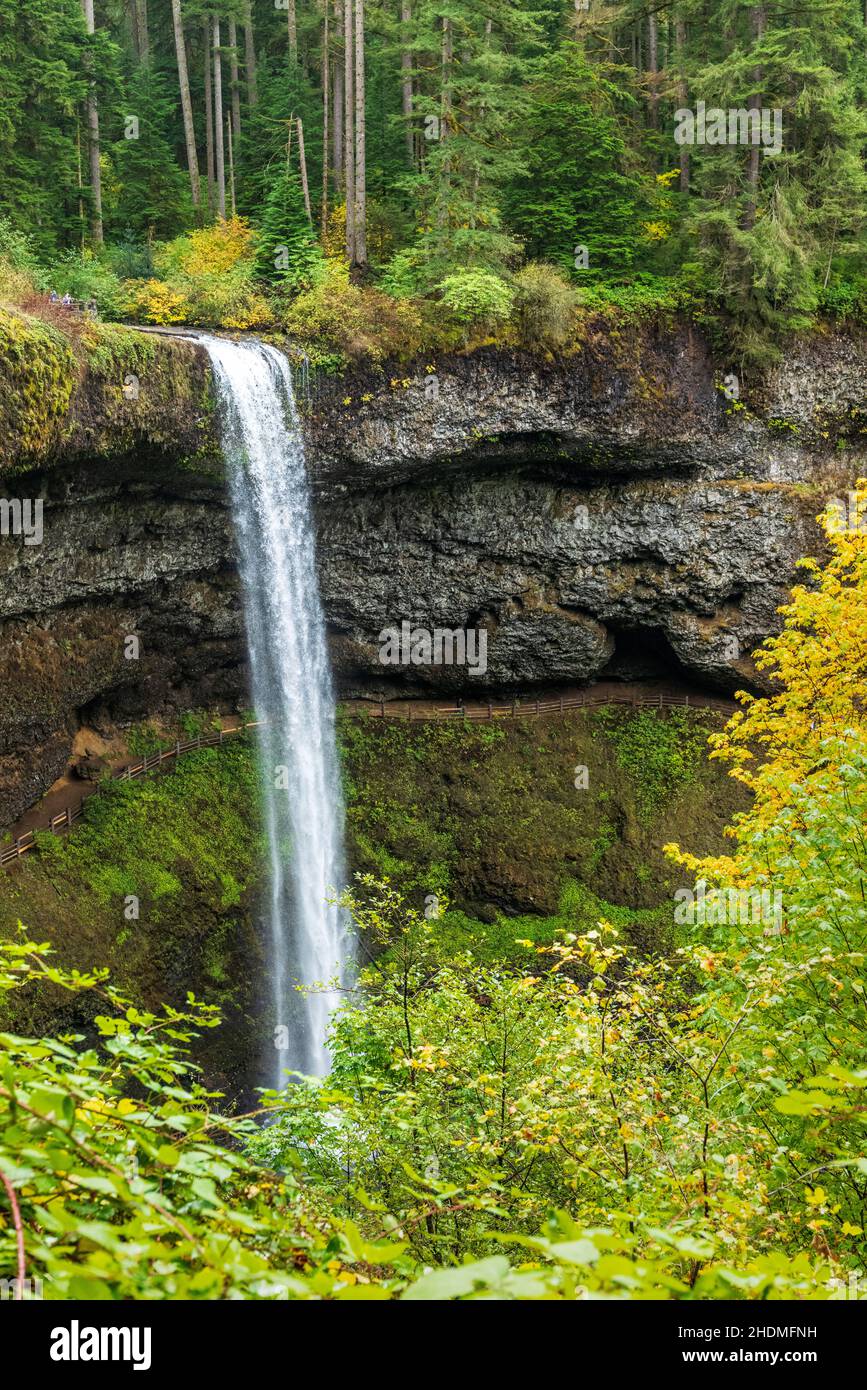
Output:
top-left (0, 322), bottom-right (865, 821)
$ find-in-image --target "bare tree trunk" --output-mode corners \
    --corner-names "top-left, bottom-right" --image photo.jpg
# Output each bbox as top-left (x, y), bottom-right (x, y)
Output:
top-left (81, 0), bottom-right (103, 245)
top-left (742, 3), bottom-right (767, 230)
top-left (228, 18), bottom-right (242, 139)
top-left (244, 0), bottom-right (259, 107)
top-left (204, 18), bottom-right (215, 213)
top-left (344, 0), bottom-right (355, 262)
top-left (322, 0), bottom-right (330, 233)
top-left (136, 0), bottom-right (150, 62)
top-left (353, 0), bottom-right (367, 269)
top-left (287, 0), bottom-right (298, 63)
top-left (213, 17), bottom-right (226, 218)
top-left (437, 16), bottom-right (452, 225)
top-left (675, 16), bottom-right (689, 194)
top-left (296, 117), bottom-right (313, 224)
top-left (227, 114), bottom-right (237, 216)
top-left (171, 0), bottom-right (201, 211)
top-left (333, 0), bottom-right (344, 191)
top-left (401, 2), bottom-right (413, 165)
top-left (647, 13), bottom-right (659, 129)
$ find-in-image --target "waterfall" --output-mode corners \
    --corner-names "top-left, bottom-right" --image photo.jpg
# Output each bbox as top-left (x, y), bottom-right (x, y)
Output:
top-left (200, 335), bottom-right (348, 1085)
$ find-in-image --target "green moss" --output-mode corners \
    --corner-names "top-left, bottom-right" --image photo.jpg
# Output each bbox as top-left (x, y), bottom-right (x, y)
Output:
top-left (82, 319), bottom-right (157, 377)
top-left (0, 739), bottom-right (266, 1097)
top-left (0, 306), bottom-right (76, 463)
top-left (337, 703), bottom-right (746, 926)
top-left (429, 877), bottom-right (674, 965)
top-left (591, 706), bottom-right (708, 822)
top-left (28, 739), bottom-right (262, 917)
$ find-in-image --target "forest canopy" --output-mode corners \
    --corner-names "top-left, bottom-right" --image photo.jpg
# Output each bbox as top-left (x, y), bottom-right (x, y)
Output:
top-left (1, 1), bottom-right (866, 364)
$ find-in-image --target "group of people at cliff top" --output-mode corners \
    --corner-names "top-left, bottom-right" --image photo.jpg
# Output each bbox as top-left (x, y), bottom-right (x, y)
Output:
top-left (47, 289), bottom-right (98, 316)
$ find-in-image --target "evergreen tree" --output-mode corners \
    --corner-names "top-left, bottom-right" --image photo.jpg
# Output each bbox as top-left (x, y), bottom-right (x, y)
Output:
top-left (504, 41), bottom-right (647, 278)
top-left (255, 158), bottom-right (322, 287)
top-left (112, 62), bottom-right (191, 241)
top-left (677, 0), bottom-right (867, 356)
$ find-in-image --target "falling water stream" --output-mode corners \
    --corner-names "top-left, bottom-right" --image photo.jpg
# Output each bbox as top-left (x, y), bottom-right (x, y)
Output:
top-left (200, 335), bottom-right (348, 1085)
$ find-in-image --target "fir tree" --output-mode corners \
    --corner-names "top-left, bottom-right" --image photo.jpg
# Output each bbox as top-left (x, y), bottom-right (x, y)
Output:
top-left (255, 158), bottom-right (321, 288)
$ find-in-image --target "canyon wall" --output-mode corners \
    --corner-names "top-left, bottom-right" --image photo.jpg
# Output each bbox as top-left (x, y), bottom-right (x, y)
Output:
top-left (0, 313), bottom-right (865, 824)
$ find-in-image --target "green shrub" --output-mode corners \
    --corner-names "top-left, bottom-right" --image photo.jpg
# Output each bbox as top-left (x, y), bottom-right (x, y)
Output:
top-left (437, 268), bottom-right (514, 329)
top-left (511, 261), bottom-right (579, 350)
top-left (0, 218), bottom-right (46, 301)
top-left (818, 271), bottom-right (867, 326)
top-left (280, 259), bottom-right (422, 363)
top-left (45, 250), bottom-right (126, 317)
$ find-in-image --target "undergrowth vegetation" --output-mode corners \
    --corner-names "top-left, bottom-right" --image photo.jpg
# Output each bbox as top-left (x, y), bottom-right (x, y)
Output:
top-left (1, 496), bottom-right (865, 1300)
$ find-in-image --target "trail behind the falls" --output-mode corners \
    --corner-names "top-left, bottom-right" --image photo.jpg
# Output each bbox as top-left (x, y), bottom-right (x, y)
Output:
top-left (201, 335), bottom-right (349, 1084)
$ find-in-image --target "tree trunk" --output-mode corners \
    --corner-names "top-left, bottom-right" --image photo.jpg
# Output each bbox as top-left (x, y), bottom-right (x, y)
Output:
top-left (344, 0), bottom-right (355, 262)
top-left (287, 0), bottom-right (298, 63)
top-left (81, 0), bottom-right (103, 245)
top-left (171, 0), bottom-right (201, 211)
top-left (647, 13), bottom-right (659, 129)
top-left (353, 0), bottom-right (367, 268)
top-left (244, 0), bottom-right (259, 107)
top-left (135, 0), bottom-right (149, 63)
top-left (401, 2), bottom-right (413, 165)
top-left (675, 16), bottom-right (689, 194)
top-left (296, 117), bottom-right (313, 225)
top-left (437, 16), bottom-right (452, 225)
top-left (76, 120), bottom-right (85, 250)
top-left (333, 0), bottom-right (344, 191)
top-left (213, 17), bottom-right (226, 218)
top-left (204, 18), bottom-right (215, 213)
top-left (227, 114), bottom-right (237, 216)
top-left (322, 0), bottom-right (330, 233)
top-left (228, 19), bottom-right (242, 140)
top-left (471, 18), bottom-right (491, 215)
top-left (742, 4), bottom-right (767, 230)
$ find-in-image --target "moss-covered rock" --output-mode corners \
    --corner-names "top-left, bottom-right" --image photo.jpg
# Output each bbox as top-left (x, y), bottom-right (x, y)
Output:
top-left (0, 739), bottom-right (265, 1100)
top-left (339, 703), bottom-right (746, 950)
top-left (0, 309), bottom-right (219, 475)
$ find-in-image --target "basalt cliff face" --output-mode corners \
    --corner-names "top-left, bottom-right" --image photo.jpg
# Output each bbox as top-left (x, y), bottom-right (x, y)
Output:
top-left (0, 318), bottom-right (864, 824)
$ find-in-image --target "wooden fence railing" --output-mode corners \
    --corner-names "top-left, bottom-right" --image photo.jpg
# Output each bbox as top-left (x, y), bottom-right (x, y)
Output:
top-left (368, 689), bottom-right (737, 722)
top-left (0, 720), bottom-right (262, 868)
top-left (0, 689), bottom-right (735, 868)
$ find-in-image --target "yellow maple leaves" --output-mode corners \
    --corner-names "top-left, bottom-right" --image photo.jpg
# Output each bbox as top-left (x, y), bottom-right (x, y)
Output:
top-left (667, 481), bottom-right (867, 887)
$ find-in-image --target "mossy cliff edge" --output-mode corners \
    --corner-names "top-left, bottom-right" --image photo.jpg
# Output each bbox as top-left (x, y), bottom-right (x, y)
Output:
top-left (0, 308), bottom-right (219, 475)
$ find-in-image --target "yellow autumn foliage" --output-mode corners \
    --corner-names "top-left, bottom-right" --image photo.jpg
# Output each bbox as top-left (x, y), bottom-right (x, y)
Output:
top-left (121, 218), bottom-right (272, 330)
top-left (156, 216), bottom-right (256, 278)
top-left (119, 277), bottom-right (189, 325)
top-left (666, 480), bottom-right (867, 882)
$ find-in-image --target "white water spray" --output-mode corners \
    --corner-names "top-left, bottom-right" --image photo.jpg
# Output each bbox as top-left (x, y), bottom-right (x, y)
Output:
top-left (201, 335), bottom-right (348, 1084)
